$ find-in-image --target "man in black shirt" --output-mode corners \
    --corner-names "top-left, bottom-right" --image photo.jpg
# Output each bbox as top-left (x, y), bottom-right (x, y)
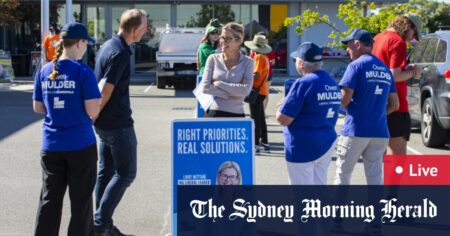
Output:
top-left (94, 9), bottom-right (148, 236)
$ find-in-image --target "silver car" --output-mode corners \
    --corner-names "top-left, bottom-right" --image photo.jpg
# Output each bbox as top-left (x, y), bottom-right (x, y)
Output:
top-left (408, 30), bottom-right (450, 147)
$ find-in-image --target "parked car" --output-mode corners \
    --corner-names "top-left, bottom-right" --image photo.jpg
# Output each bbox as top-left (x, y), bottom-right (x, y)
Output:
top-left (407, 30), bottom-right (450, 147)
top-left (272, 39), bottom-right (287, 72)
top-left (156, 27), bottom-right (204, 89)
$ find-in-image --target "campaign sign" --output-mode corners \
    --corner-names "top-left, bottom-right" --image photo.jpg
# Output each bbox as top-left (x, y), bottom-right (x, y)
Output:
top-left (178, 185), bottom-right (450, 236)
top-left (171, 118), bottom-right (254, 235)
top-left (0, 50), bottom-right (15, 82)
top-left (195, 75), bottom-right (204, 118)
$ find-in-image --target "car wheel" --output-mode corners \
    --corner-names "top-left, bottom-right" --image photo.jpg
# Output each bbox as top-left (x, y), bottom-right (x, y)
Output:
top-left (156, 75), bottom-right (166, 89)
top-left (421, 98), bottom-right (447, 147)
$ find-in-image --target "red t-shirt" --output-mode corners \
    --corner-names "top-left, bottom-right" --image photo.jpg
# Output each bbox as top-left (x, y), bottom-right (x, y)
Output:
top-left (372, 31), bottom-right (408, 112)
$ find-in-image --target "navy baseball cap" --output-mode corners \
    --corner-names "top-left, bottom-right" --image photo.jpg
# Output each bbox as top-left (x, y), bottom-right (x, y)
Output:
top-left (341, 28), bottom-right (373, 46)
top-left (61, 22), bottom-right (96, 43)
top-left (290, 42), bottom-right (323, 62)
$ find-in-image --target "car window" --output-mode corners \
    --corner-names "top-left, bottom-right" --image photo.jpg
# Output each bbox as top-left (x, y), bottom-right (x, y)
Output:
top-left (421, 38), bottom-right (438, 63)
top-left (409, 39), bottom-right (428, 63)
top-left (434, 39), bottom-right (447, 63)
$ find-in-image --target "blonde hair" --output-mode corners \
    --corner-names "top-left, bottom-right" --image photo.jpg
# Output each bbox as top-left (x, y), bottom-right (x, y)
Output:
top-left (49, 32), bottom-right (80, 80)
top-left (119, 9), bottom-right (147, 33)
top-left (222, 22), bottom-right (244, 43)
top-left (216, 161), bottom-right (242, 185)
top-left (388, 16), bottom-right (414, 41)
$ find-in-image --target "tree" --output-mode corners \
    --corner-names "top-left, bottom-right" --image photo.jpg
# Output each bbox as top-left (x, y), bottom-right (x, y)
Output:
top-left (410, 0), bottom-right (450, 32)
top-left (284, 0), bottom-right (449, 48)
top-left (0, 0), bottom-right (21, 28)
top-left (185, 4), bottom-right (235, 28)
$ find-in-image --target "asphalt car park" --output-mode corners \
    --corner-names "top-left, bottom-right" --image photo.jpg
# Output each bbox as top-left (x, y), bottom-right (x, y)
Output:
top-left (0, 80), bottom-right (449, 235)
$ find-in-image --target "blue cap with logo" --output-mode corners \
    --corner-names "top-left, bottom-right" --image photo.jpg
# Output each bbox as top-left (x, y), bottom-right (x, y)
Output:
top-left (61, 22), bottom-right (96, 43)
top-left (341, 28), bottom-right (373, 46)
top-left (290, 42), bottom-right (323, 62)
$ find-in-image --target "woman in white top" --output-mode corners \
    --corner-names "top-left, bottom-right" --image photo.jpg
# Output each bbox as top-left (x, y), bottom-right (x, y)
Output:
top-left (201, 22), bottom-right (254, 117)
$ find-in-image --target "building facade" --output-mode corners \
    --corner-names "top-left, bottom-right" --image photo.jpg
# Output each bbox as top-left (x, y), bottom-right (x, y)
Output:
top-left (3, 0), bottom-right (402, 77)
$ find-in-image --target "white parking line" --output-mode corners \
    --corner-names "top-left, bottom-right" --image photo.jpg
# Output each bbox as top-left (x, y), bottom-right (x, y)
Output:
top-left (407, 146), bottom-right (423, 155)
top-left (144, 83), bottom-right (154, 93)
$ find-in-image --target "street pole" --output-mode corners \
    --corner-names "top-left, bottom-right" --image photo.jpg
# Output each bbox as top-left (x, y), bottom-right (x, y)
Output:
top-left (41, 0), bottom-right (49, 65)
top-left (66, 0), bottom-right (73, 23)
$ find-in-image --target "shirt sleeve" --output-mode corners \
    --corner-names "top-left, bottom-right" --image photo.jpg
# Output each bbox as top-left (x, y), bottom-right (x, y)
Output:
top-left (101, 51), bottom-right (128, 86)
top-left (252, 55), bottom-right (269, 88)
top-left (339, 63), bottom-right (357, 89)
top-left (32, 71), bottom-right (43, 102)
top-left (217, 59), bottom-right (254, 97)
top-left (198, 44), bottom-right (208, 70)
top-left (389, 71), bottom-right (397, 93)
top-left (389, 39), bottom-right (407, 69)
top-left (201, 56), bottom-right (230, 99)
top-left (279, 80), bottom-right (309, 119)
top-left (43, 37), bottom-right (50, 49)
top-left (81, 66), bottom-right (102, 100)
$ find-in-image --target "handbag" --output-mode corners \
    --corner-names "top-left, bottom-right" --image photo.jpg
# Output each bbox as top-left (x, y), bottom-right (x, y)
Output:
top-left (244, 74), bottom-right (266, 104)
top-left (244, 88), bottom-right (260, 104)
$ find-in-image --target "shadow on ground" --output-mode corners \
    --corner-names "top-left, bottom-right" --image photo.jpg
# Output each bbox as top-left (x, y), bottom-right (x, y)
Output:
top-left (0, 90), bottom-right (42, 141)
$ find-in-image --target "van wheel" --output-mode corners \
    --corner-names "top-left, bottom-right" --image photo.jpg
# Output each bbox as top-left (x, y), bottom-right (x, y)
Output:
top-left (421, 98), bottom-right (447, 147)
top-left (156, 75), bottom-right (166, 89)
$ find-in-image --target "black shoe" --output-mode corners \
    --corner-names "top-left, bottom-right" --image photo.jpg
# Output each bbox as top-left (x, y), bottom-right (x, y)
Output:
top-left (255, 145), bottom-right (261, 155)
top-left (110, 226), bottom-right (134, 236)
top-left (260, 143), bottom-right (270, 153)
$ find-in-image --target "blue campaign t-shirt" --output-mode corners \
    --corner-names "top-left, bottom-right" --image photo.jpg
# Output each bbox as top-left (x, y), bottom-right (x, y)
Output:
top-left (279, 70), bottom-right (341, 163)
top-left (339, 54), bottom-right (396, 138)
top-left (33, 60), bottom-right (101, 152)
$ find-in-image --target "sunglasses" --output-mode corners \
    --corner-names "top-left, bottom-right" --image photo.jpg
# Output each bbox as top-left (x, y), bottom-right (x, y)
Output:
top-left (209, 31), bottom-right (219, 35)
top-left (220, 36), bottom-right (238, 43)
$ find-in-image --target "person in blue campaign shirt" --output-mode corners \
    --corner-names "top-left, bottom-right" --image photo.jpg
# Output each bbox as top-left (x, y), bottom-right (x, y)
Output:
top-left (334, 29), bottom-right (399, 186)
top-left (276, 42), bottom-right (341, 185)
top-left (32, 22), bottom-right (100, 236)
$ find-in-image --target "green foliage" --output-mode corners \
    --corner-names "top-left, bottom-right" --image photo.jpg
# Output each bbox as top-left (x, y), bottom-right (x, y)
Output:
top-left (185, 4), bottom-right (235, 28)
top-left (0, 0), bottom-right (21, 28)
top-left (285, 0), bottom-right (448, 48)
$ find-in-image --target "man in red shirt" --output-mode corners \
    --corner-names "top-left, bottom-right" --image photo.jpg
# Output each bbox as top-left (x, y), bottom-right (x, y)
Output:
top-left (372, 14), bottom-right (423, 154)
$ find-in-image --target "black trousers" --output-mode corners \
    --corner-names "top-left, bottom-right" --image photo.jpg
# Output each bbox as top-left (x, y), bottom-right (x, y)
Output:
top-left (35, 144), bottom-right (97, 236)
top-left (249, 95), bottom-right (268, 145)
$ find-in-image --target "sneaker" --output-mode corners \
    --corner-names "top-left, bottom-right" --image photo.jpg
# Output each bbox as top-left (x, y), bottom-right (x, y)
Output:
top-left (260, 143), bottom-right (270, 153)
top-left (110, 226), bottom-right (134, 236)
top-left (255, 145), bottom-right (261, 154)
